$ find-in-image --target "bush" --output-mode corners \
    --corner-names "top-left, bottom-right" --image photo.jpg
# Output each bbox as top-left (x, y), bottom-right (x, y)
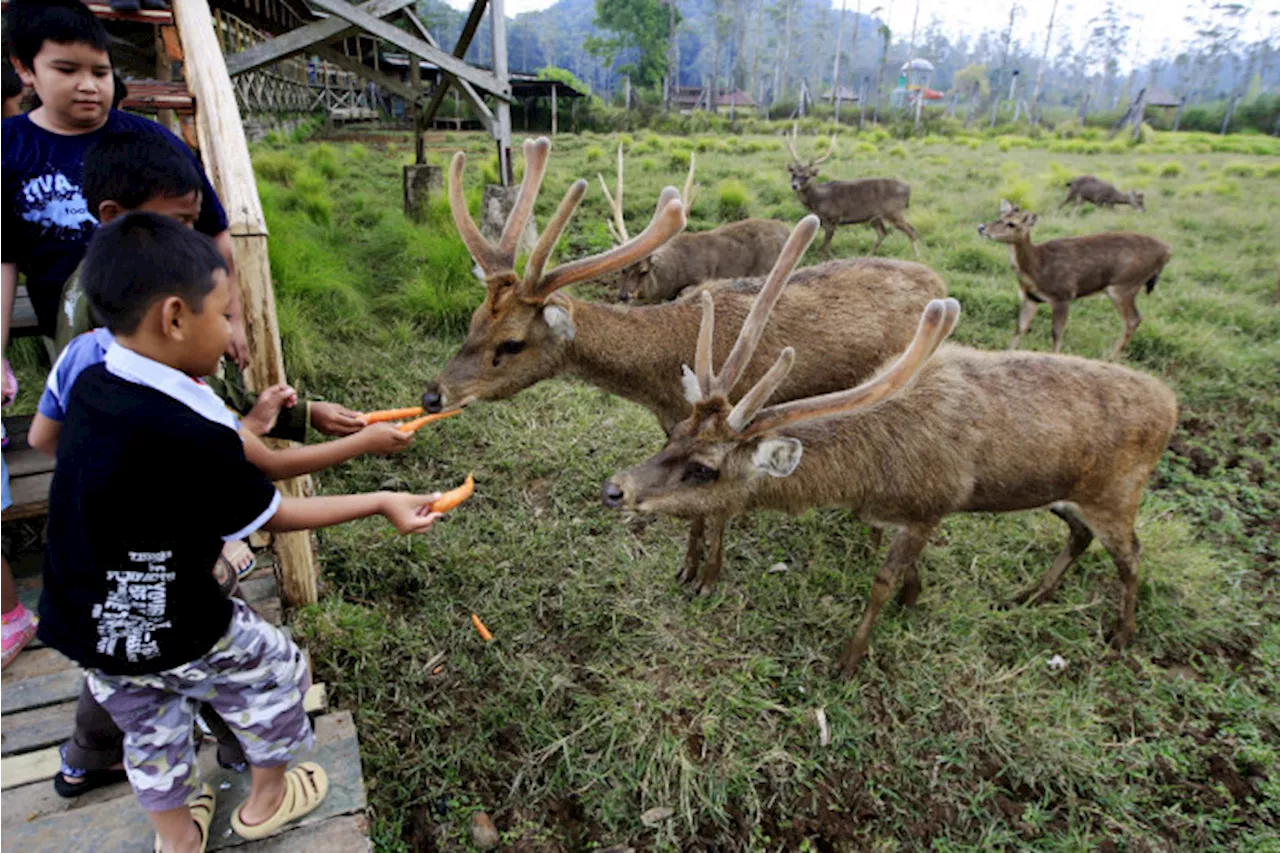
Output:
top-left (715, 179), bottom-right (752, 221)
top-left (1160, 162), bottom-right (1185, 177)
top-left (584, 145), bottom-right (604, 163)
top-left (1222, 161), bottom-right (1257, 178)
top-left (253, 151), bottom-right (299, 186)
top-left (306, 143), bottom-right (343, 180)
top-left (998, 177), bottom-right (1040, 211)
top-left (887, 143), bottom-right (908, 158)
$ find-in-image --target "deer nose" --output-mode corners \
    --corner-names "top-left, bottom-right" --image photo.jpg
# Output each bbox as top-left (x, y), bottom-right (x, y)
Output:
top-left (421, 385), bottom-right (444, 413)
top-left (976, 224), bottom-right (986, 235)
top-left (601, 480), bottom-right (624, 509)
top-left (617, 290), bottom-right (631, 303)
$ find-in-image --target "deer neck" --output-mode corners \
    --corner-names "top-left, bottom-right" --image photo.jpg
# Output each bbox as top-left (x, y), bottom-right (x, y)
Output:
top-left (562, 297), bottom-right (698, 432)
top-left (1008, 235), bottom-right (1042, 282)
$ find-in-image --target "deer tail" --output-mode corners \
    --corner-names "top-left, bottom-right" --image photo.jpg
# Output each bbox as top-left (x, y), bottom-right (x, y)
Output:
top-left (1145, 272), bottom-right (1160, 294)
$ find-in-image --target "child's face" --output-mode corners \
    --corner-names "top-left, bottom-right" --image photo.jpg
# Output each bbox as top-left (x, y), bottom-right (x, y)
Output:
top-left (181, 270), bottom-right (233, 377)
top-left (100, 191), bottom-right (202, 227)
top-left (16, 41), bottom-right (113, 129)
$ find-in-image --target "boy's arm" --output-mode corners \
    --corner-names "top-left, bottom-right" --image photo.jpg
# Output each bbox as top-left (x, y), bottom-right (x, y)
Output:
top-left (241, 422), bottom-right (412, 480)
top-left (28, 413), bottom-right (61, 457)
top-left (263, 492), bottom-right (442, 534)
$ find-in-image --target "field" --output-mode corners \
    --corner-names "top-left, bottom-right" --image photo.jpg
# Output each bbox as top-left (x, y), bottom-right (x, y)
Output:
top-left (16, 128), bottom-right (1278, 850)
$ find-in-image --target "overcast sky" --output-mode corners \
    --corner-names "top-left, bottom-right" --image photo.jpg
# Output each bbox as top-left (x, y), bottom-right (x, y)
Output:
top-left (443, 0), bottom-right (1280, 66)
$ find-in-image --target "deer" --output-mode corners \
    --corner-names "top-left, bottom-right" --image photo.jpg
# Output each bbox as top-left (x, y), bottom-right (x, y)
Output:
top-left (602, 215), bottom-right (1179, 676)
top-left (786, 124), bottom-right (919, 258)
top-left (1060, 175), bottom-right (1146, 214)
top-left (978, 200), bottom-right (1171, 358)
top-left (600, 147), bottom-right (792, 303)
top-left (423, 136), bottom-right (947, 591)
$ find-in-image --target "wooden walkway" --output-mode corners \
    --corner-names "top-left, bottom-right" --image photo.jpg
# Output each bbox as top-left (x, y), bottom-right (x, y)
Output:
top-left (0, 546), bottom-right (371, 850)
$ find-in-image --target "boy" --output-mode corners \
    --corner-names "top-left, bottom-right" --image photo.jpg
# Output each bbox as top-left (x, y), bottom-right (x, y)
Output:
top-left (42, 212), bottom-right (445, 852)
top-left (2, 0), bottom-right (247, 381)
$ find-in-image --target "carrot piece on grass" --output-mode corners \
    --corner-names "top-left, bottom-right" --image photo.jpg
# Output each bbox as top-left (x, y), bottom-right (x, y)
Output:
top-left (397, 409), bottom-right (463, 433)
top-left (471, 613), bottom-right (494, 642)
top-left (361, 406), bottom-right (423, 425)
top-left (430, 473), bottom-right (475, 513)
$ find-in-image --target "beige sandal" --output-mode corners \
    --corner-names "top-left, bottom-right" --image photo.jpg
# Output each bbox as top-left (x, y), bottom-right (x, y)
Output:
top-left (154, 783), bottom-right (215, 852)
top-left (230, 762), bottom-right (329, 841)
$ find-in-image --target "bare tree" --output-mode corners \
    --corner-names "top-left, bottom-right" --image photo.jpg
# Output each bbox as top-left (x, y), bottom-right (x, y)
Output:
top-left (1030, 0), bottom-right (1059, 126)
top-left (990, 2), bottom-right (1020, 127)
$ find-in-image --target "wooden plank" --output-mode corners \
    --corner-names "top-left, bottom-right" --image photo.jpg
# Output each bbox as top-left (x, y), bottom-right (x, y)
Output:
top-left (1, 711), bottom-right (366, 851)
top-left (1, 648), bottom-right (75, 685)
top-left (161, 25), bottom-right (185, 62)
top-left (1, 471), bottom-right (52, 522)
top-left (0, 668), bottom-right (82, 715)
top-left (224, 0), bottom-right (415, 77)
top-left (0, 701), bottom-right (75, 757)
top-left (420, 0), bottom-right (490, 126)
top-left (398, 9), bottom-right (494, 133)
top-left (236, 813), bottom-right (370, 852)
top-left (7, 445), bottom-right (54, 479)
top-left (307, 0), bottom-right (509, 99)
top-left (311, 44), bottom-right (423, 106)
top-left (10, 286), bottom-right (38, 335)
top-left (0, 1), bottom-right (173, 24)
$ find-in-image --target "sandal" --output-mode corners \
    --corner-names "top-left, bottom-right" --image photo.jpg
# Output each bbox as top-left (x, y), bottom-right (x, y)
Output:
top-left (1, 613), bottom-right (38, 670)
top-left (52, 744), bottom-right (128, 799)
top-left (230, 762), bottom-right (328, 841)
top-left (214, 540), bottom-right (256, 590)
top-left (153, 783), bottom-right (215, 852)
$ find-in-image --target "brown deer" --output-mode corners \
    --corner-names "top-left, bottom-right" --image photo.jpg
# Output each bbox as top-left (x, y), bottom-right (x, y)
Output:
top-left (424, 137), bottom-right (946, 589)
top-left (601, 148), bottom-right (792, 303)
top-left (603, 221), bottom-right (1178, 676)
top-left (978, 200), bottom-right (1171, 358)
top-left (786, 124), bottom-right (919, 258)
top-left (1060, 175), bottom-right (1146, 214)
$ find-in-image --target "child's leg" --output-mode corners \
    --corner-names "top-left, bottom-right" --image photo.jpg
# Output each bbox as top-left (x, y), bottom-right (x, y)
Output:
top-left (197, 703), bottom-right (248, 771)
top-left (86, 671), bottom-right (207, 852)
top-left (56, 681), bottom-right (128, 796)
top-left (1, 555), bottom-right (38, 668)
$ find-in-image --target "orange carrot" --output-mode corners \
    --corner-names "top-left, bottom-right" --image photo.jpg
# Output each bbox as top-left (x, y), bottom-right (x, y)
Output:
top-left (471, 613), bottom-right (494, 642)
top-left (396, 409), bottom-right (463, 433)
top-left (430, 473), bottom-right (475, 513)
top-left (361, 406), bottom-right (423, 425)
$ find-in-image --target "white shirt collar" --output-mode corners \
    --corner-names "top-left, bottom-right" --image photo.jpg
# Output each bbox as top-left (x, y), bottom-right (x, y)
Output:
top-left (104, 343), bottom-right (239, 432)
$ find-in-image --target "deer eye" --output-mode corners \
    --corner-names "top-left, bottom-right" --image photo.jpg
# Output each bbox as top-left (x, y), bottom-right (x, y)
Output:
top-left (493, 339), bottom-right (526, 365)
top-left (682, 462), bottom-right (719, 484)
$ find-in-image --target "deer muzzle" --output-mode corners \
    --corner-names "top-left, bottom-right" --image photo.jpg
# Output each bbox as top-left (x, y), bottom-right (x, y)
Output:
top-left (601, 479), bottom-right (625, 509)
top-left (421, 383), bottom-right (445, 413)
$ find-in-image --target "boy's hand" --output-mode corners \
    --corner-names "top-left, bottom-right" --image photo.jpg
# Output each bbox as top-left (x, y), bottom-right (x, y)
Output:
top-left (241, 383), bottom-right (297, 436)
top-left (227, 320), bottom-right (250, 370)
top-left (358, 422), bottom-right (414, 455)
top-left (381, 492), bottom-right (444, 534)
top-left (310, 402), bottom-right (364, 436)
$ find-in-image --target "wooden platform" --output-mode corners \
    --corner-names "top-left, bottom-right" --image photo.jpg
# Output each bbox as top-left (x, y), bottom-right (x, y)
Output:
top-left (0, 568), bottom-right (371, 851)
top-left (2, 415), bottom-right (54, 523)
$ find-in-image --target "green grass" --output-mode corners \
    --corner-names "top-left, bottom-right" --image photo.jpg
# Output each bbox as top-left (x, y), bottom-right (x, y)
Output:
top-left (15, 131), bottom-right (1276, 851)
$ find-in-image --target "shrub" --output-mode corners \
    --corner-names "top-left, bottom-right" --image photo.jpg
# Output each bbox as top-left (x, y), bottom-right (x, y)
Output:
top-left (887, 143), bottom-right (908, 158)
top-left (253, 151), bottom-right (299, 186)
top-left (306, 143), bottom-right (342, 179)
top-left (715, 179), bottom-right (752, 221)
top-left (1135, 161), bottom-right (1156, 175)
top-left (640, 157), bottom-right (658, 172)
top-left (998, 177), bottom-right (1040, 211)
top-left (1222, 161), bottom-right (1257, 178)
top-left (584, 145), bottom-right (604, 163)
top-left (1160, 162), bottom-right (1185, 177)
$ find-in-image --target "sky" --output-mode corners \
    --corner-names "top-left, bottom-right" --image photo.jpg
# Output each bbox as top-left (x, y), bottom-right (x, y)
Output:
top-left (441, 0), bottom-right (1280, 66)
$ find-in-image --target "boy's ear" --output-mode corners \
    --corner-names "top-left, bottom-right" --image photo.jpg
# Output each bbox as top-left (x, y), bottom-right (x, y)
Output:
top-left (96, 200), bottom-right (124, 224)
top-left (11, 57), bottom-right (34, 87)
top-left (159, 295), bottom-right (187, 341)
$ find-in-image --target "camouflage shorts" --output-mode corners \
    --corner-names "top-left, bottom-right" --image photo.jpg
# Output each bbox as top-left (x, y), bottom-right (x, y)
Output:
top-left (86, 599), bottom-right (314, 812)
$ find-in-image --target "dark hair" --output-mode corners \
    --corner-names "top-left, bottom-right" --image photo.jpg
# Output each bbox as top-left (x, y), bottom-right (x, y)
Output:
top-left (82, 212), bottom-right (227, 335)
top-left (6, 0), bottom-right (110, 69)
top-left (2, 62), bottom-right (22, 101)
top-left (83, 132), bottom-right (202, 218)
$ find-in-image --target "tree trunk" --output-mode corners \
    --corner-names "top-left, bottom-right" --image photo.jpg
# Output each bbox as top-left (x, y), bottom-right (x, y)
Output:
top-left (1220, 93), bottom-right (1237, 134)
top-left (781, 0), bottom-right (793, 103)
top-left (1029, 0), bottom-right (1058, 126)
top-left (1172, 95), bottom-right (1187, 131)
top-left (832, 0), bottom-right (845, 123)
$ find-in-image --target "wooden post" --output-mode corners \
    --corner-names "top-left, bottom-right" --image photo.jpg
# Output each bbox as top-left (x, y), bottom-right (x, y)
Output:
top-left (171, 0), bottom-right (318, 607)
top-left (490, 0), bottom-right (512, 185)
top-left (154, 26), bottom-right (177, 133)
top-left (409, 52), bottom-right (423, 164)
top-left (1172, 95), bottom-right (1187, 132)
top-left (550, 82), bottom-right (557, 135)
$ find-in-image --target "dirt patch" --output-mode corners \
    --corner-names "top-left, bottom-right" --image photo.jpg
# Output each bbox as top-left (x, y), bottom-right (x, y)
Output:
top-left (1206, 753), bottom-right (1256, 803)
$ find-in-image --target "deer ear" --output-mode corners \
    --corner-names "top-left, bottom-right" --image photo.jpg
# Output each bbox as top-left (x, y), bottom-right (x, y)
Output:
top-left (999, 198), bottom-right (1014, 215)
top-left (1025, 213), bottom-right (1039, 228)
top-left (681, 365), bottom-right (703, 404)
top-left (752, 437), bottom-right (803, 478)
top-left (542, 304), bottom-right (576, 341)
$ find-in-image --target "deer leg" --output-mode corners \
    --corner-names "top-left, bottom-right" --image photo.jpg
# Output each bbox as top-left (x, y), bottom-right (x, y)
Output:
top-left (1009, 504), bottom-right (1095, 606)
top-left (1050, 300), bottom-right (1072, 352)
top-left (691, 515), bottom-right (729, 596)
top-left (1058, 193), bottom-right (1074, 211)
top-left (1074, 503), bottom-right (1143, 650)
top-left (1072, 198), bottom-right (1082, 216)
top-left (817, 222), bottom-right (836, 258)
top-left (838, 521), bottom-right (935, 676)
top-left (1106, 287), bottom-right (1142, 359)
top-left (865, 525), bottom-right (884, 556)
top-left (679, 517), bottom-right (707, 584)
top-left (1009, 297), bottom-right (1038, 350)
top-left (868, 218), bottom-right (888, 255)
top-left (889, 213), bottom-right (920, 257)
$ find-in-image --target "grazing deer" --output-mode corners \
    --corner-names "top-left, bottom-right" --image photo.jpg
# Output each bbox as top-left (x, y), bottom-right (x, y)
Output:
top-left (786, 124), bottom-right (919, 258)
top-left (1060, 175), bottom-right (1146, 214)
top-left (424, 137), bottom-right (946, 589)
top-left (603, 218), bottom-right (1178, 675)
top-left (600, 148), bottom-right (792, 303)
top-left (978, 200), bottom-right (1171, 358)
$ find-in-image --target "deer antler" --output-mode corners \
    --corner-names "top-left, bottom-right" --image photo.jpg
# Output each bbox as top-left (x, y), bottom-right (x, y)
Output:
top-left (811, 134), bottom-right (837, 166)
top-left (526, 190), bottom-right (687, 300)
top-left (786, 122), bottom-right (803, 164)
top-left (522, 179), bottom-right (588, 290)
top-left (682, 152), bottom-right (700, 209)
top-left (740, 299), bottom-right (960, 438)
top-left (597, 144), bottom-right (629, 245)
top-left (448, 137), bottom-right (551, 277)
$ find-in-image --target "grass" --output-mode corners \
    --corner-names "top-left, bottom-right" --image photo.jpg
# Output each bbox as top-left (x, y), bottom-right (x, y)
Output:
top-left (13, 130), bottom-right (1277, 851)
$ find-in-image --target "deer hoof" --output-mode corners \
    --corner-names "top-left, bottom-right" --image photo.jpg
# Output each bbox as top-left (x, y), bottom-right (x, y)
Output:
top-left (896, 580), bottom-right (921, 608)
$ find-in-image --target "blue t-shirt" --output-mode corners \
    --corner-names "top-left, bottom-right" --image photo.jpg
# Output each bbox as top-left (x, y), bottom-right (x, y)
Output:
top-left (2, 111), bottom-right (229, 335)
top-left (38, 327), bottom-right (115, 422)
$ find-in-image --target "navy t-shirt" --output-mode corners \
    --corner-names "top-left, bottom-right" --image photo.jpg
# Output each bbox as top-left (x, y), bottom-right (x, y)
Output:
top-left (1, 111), bottom-right (228, 335)
top-left (39, 356), bottom-right (279, 675)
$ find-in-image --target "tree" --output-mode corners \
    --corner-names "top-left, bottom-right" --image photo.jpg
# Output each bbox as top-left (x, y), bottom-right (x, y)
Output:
top-left (585, 0), bottom-right (676, 89)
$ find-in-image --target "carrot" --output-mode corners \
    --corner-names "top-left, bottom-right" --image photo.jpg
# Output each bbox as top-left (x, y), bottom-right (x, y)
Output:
top-left (471, 613), bottom-right (494, 642)
top-left (430, 472), bottom-right (475, 513)
top-left (397, 409), bottom-right (463, 433)
top-left (361, 406), bottom-right (423, 425)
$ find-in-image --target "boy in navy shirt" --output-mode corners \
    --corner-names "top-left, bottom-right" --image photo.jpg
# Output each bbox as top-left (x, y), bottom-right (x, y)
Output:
top-left (43, 213), bottom-right (446, 852)
top-left (1, 0), bottom-right (246, 390)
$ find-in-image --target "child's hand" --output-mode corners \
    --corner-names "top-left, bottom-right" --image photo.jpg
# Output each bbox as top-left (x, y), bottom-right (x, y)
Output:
top-left (310, 402), bottom-right (364, 436)
top-left (359, 422), bottom-right (415, 455)
top-left (241, 383), bottom-right (297, 436)
top-left (381, 492), bottom-right (444, 534)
